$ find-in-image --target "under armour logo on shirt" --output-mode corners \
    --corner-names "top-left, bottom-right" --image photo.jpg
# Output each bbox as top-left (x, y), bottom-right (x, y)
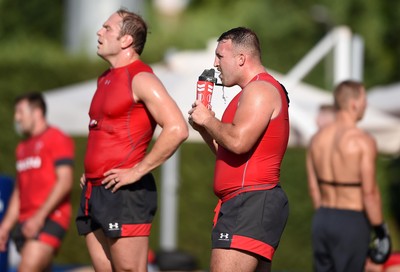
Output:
top-left (219, 233), bottom-right (229, 240)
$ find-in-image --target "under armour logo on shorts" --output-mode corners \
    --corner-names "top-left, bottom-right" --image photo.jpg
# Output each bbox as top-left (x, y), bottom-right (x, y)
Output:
top-left (108, 223), bottom-right (119, 230)
top-left (219, 233), bottom-right (229, 240)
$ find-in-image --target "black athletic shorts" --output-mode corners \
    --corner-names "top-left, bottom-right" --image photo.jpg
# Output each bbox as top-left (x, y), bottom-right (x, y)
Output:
top-left (12, 218), bottom-right (66, 252)
top-left (212, 185), bottom-right (289, 261)
top-left (312, 207), bottom-right (370, 272)
top-left (76, 173), bottom-right (157, 238)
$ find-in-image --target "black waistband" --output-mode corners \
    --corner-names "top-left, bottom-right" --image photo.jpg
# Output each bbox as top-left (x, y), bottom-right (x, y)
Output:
top-left (318, 179), bottom-right (361, 187)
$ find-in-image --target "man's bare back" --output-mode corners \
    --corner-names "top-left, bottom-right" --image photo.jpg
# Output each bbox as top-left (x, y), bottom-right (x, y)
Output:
top-left (307, 81), bottom-right (382, 221)
top-left (307, 81), bottom-right (390, 270)
top-left (308, 121), bottom-right (373, 210)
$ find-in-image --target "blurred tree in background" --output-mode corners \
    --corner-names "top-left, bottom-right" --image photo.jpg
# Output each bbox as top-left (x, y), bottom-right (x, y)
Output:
top-left (0, 0), bottom-right (63, 41)
top-left (0, 0), bottom-right (399, 88)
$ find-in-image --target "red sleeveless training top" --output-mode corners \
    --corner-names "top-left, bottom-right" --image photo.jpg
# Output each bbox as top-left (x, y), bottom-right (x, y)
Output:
top-left (16, 127), bottom-right (74, 227)
top-left (213, 72), bottom-right (289, 199)
top-left (84, 60), bottom-right (156, 179)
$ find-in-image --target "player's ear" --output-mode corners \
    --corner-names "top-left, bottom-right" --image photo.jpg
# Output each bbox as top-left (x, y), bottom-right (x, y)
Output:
top-left (351, 99), bottom-right (360, 113)
top-left (32, 106), bottom-right (44, 119)
top-left (238, 54), bottom-right (245, 66)
top-left (121, 34), bottom-right (133, 49)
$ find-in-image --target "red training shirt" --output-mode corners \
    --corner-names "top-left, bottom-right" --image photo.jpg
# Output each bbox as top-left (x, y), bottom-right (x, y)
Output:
top-left (84, 60), bottom-right (156, 179)
top-left (16, 127), bottom-right (74, 228)
top-left (214, 72), bottom-right (289, 199)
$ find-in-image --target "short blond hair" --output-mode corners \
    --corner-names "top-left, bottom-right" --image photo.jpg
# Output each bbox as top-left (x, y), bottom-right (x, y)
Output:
top-left (334, 80), bottom-right (364, 110)
top-left (117, 8), bottom-right (147, 55)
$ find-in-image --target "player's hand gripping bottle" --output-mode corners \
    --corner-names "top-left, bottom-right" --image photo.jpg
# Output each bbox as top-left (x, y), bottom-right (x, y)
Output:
top-left (196, 69), bottom-right (217, 109)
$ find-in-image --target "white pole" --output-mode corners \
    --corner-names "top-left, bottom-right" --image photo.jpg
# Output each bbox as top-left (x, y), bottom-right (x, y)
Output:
top-left (154, 0), bottom-right (189, 15)
top-left (351, 34), bottom-right (364, 81)
top-left (333, 26), bottom-right (352, 84)
top-left (160, 149), bottom-right (179, 250)
top-left (285, 28), bottom-right (337, 87)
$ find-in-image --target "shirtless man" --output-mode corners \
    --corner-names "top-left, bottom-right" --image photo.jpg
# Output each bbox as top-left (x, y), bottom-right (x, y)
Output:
top-left (307, 80), bottom-right (390, 271)
top-left (316, 104), bottom-right (336, 129)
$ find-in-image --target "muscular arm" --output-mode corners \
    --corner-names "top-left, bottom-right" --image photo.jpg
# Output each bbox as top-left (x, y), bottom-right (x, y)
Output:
top-left (104, 72), bottom-right (188, 191)
top-left (134, 72), bottom-right (188, 174)
top-left (188, 109), bottom-right (218, 154)
top-left (22, 164), bottom-right (73, 238)
top-left (306, 145), bottom-right (321, 209)
top-left (197, 126), bottom-right (219, 155)
top-left (360, 134), bottom-right (383, 226)
top-left (191, 81), bottom-right (280, 154)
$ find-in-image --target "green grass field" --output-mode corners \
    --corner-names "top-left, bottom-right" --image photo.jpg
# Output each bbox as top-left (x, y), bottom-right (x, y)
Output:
top-left (54, 139), bottom-right (400, 271)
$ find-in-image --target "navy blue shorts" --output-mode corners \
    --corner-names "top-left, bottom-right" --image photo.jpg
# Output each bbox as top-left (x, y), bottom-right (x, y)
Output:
top-left (312, 207), bottom-right (370, 272)
top-left (76, 173), bottom-right (157, 238)
top-left (212, 185), bottom-right (289, 261)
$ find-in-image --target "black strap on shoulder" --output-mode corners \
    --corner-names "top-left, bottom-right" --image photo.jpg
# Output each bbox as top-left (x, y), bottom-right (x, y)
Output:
top-left (279, 83), bottom-right (290, 106)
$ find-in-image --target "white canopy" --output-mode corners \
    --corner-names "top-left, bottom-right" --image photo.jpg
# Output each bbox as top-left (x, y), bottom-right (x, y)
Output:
top-left (44, 40), bottom-right (400, 155)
